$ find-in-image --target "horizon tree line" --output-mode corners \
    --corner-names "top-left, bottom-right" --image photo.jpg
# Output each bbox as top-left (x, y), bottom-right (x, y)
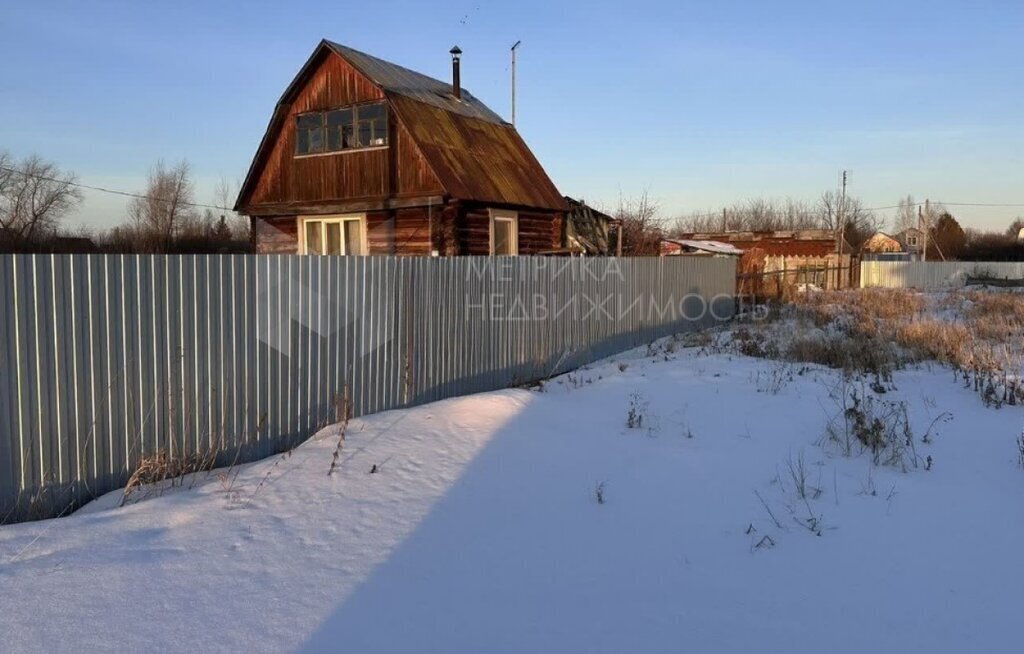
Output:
top-left (1, 150), bottom-right (1020, 259)
top-left (0, 150), bottom-right (249, 253)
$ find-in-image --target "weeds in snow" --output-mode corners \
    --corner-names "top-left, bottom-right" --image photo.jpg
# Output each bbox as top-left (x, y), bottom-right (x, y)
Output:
top-left (328, 385), bottom-right (352, 477)
top-left (921, 411), bottom-right (954, 444)
top-left (793, 495), bottom-right (825, 536)
top-left (243, 446), bottom-right (297, 507)
top-left (786, 450), bottom-right (822, 501)
top-left (821, 380), bottom-right (925, 471)
top-left (626, 392), bottom-right (648, 430)
top-left (753, 362), bottom-right (797, 394)
top-left (120, 449), bottom-right (220, 507)
top-left (595, 481), bottom-right (607, 505)
top-left (754, 489), bottom-right (784, 530)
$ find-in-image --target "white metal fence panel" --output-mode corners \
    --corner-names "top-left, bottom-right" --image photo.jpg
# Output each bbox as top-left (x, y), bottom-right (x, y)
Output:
top-left (0, 255), bottom-right (736, 522)
top-left (860, 261), bottom-right (1024, 289)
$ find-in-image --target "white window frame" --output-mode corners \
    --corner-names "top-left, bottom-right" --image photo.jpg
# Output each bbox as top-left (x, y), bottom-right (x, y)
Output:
top-left (298, 214), bottom-right (368, 255)
top-left (489, 209), bottom-right (519, 256)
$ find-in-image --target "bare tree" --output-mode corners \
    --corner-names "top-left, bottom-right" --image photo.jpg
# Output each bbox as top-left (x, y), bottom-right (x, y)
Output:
top-left (817, 191), bottom-right (879, 250)
top-left (214, 176), bottom-right (249, 239)
top-left (0, 151), bottom-right (83, 243)
top-left (895, 195), bottom-right (918, 233)
top-left (127, 160), bottom-right (196, 252)
top-left (615, 191), bottom-right (665, 256)
top-left (672, 194), bottom-right (864, 237)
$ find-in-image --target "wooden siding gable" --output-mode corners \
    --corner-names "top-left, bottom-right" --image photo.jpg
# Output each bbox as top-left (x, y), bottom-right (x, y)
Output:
top-left (235, 42), bottom-right (444, 212)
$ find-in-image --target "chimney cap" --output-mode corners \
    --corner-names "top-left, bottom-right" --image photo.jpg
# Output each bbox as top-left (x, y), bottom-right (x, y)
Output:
top-left (450, 45), bottom-right (462, 59)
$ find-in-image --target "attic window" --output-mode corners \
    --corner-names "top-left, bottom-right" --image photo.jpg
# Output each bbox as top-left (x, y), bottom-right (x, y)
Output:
top-left (295, 102), bottom-right (389, 156)
top-left (296, 114), bottom-right (324, 154)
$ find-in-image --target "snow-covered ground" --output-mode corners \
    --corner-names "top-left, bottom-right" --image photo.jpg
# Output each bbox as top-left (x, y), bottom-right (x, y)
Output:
top-left (1, 331), bottom-right (1022, 653)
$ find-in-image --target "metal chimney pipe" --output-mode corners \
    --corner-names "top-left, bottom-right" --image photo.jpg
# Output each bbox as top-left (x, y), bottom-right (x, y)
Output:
top-left (450, 46), bottom-right (462, 99)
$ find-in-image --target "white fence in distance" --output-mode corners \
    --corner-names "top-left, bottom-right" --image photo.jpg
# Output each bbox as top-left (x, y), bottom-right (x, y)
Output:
top-left (860, 261), bottom-right (1024, 289)
top-left (0, 254), bottom-right (736, 523)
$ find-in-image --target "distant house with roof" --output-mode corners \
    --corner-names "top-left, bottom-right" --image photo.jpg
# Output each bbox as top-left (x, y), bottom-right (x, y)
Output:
top-left (861, 231), bottom-right (913, 261)
top-left (894, 227), bottom-right (925, 258)
top-left (672, 229), bottom-right (854, 289)
top-left (235, 40), bottom-right (568, 256)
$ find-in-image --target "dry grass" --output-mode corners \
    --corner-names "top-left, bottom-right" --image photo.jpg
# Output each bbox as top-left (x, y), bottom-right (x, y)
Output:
top-left (120, 449), bottom-right (220, 507)
top-left (732, 288), bottom-right (1024, 406)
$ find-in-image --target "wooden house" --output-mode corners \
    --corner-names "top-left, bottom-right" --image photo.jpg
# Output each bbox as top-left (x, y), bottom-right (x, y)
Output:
top-left (235, 40), bottom-right (568, 256)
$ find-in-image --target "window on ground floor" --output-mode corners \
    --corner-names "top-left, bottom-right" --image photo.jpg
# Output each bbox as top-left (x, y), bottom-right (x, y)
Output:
top-left (299, 215), bottom-right (367, 255)
top-left (490, 210), bottom-right (519, 255)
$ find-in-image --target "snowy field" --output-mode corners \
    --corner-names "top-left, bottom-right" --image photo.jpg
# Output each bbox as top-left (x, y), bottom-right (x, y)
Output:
top-left (2, 291), bottom-right (1023, 653)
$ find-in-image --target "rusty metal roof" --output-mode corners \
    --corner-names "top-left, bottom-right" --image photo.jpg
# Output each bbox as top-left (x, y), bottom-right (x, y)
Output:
top-left (325, 41), bottom-right (505, 125)
top-left (675, 230), bottom-right (851, 257)
top-left (387, 90), bottom-right (567, 212)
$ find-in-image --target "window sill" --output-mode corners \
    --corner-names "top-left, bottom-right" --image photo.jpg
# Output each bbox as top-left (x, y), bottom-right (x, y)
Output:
top-left (294, 145), bottom-right (389, 159)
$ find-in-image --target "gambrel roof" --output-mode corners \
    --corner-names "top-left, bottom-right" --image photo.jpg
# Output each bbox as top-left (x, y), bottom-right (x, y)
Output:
top-left (236, 40), bottom-right (567, 212)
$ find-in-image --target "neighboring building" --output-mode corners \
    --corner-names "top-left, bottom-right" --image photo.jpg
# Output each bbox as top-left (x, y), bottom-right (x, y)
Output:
top-left (894, 227), bottom-right (925, 258)
top-left (235, 40), bottom-right (568, 256)
top-left (861, 232), bottom-right (913, 261)
top-left (861, 232), bottom-right (903, 254)
top-left (559, 197), bottom-right (621, 256)
top-left (659, 238), bottom-right (744, 256)
top-left (673, 229), bottom-right (855, 289)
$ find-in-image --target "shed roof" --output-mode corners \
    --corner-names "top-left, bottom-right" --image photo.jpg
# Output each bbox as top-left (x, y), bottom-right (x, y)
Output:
top-left (662, 239), bottom-right (744, 256)
top-left (674, 230), bottom-right (851, 257)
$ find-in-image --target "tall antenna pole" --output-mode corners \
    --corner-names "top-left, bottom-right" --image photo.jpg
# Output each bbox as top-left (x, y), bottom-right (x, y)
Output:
top-left (511, 40), bottom-right (521, 126)
top-left (837, 170), bottom-right (848, 255)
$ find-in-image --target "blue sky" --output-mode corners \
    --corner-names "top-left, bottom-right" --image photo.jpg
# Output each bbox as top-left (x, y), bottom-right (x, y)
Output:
top-left (2, 0), bottom-right (1022, 231)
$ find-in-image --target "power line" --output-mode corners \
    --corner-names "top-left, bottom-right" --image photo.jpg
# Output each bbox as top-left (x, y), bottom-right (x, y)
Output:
top-left (939, 202), bottom-right (1024, 208)
top-left (5, 162), bottom-right (1023, 219)
top-left (676, 200), bottom-right (1024, 221)
top-left (0, 164), bottom-right (234, 212)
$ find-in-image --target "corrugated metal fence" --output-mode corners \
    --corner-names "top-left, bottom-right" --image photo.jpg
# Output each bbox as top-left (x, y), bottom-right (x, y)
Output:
top-left (0, 255), bottom-right (735, 522)
top-left (861, 261), bottom-right (1024, 289)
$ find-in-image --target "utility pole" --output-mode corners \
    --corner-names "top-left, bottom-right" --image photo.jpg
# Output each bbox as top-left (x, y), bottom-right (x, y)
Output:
top-left (722, 207), bottom-right (727, 232)
top-left (921, 199), bottom-right (930, 262)
top-left (511, 40), bottom-right (521, 126)
top-left (836, 170), bottom-right (848, 290)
